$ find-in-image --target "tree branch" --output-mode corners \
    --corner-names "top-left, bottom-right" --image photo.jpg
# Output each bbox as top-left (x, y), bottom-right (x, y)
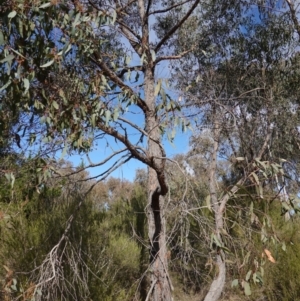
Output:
top-left (145, 0), bottom-right (152, 17)
top-left (138, 0), bottom-right (146, 21)
top-left (117, 21), bottom-right (143, 55)
top-left (90, 55), bottom-right (149, 114)
top-left (118, 116), bottom-right (164, 154)
top-left (155, 48), bottom-right (194, 64)
top-left (117, 65), bottom-right (144, 78)
top-left (96, 122), bottom-right (151, 166)
top-left (155, 0), bottom-right (200, 52)
top-left (149, 0), bottom-right (191, 15)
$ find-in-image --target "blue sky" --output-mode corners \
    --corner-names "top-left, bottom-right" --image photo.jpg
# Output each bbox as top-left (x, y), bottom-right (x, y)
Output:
top-left (68, 126), bottom-right (191, 182)
top-left (65, 39), bottom-right (192, 182)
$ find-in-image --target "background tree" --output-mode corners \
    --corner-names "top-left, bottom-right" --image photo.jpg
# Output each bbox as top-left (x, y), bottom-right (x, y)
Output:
top-left (168, 0), bottom-right (300, 300)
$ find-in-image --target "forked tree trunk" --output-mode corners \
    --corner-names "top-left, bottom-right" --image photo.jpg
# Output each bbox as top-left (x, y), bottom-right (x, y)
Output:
top-left (145, 67), bottom-right (172, 301)
top-left (204, 116), bottom-right (226, 301)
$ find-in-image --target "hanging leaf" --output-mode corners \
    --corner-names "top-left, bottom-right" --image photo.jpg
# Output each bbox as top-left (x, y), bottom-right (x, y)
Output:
top-left (39, 2), bottom-right (52, 8)
top-left (246, 270), bottom-right (252, 281)
top-left (154, 79), bottom-right (161, 96)
top-left (0, 54), bottom-right (15, 63)
top-left (105, 110), bottom-right (111, 126)
top-left (231, 279), bottom-right (239, 288)
top-left (52, 100), bottom-right (59, 110)
top-left (113, 108), bottom-right (119, 121)
top-left (40, 59), bottom-right (54, 68)
top-left (0, 80), bottom-right (12, 92)
top-left (23, 78), bottom-right (30, 94)
top-left (282, 242), bottom-right (286, 251)
top-left (0, 30), bottom-right (5, 46)
top-left (244, 281), bottom-right (251, 296)
top-left (111, 9), bottom-right (117, 24)
top-left (8, 11), bottom-right (17, 19)
top-left (72, 12), bottom-right (81, 27)
top-left (150, 49), bottom-right (156, 61)
top-left (250, 172), bottom-right (259, 185)
top-left (10, 173), bottom-right (15, 188)
top-left (206, 195), bottom-right (212, 212)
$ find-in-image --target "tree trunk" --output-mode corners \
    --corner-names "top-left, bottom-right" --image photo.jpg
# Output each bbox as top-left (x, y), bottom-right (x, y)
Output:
top-left (145, 67), bottom-right (172, 301)
top-left (204, 117), bottom-right (226, 301)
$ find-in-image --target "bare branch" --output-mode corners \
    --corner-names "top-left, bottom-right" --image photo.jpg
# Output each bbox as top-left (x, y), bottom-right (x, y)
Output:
top-left (155, 48), bottom-right (194, 64)
top-left (84, 154), bottom-right (133, 182)
top-left (138, 0), bottom-right (146, 21)
top-left (145, 0), bottom-right (152, 17)
top-left (149, 0), bottom-right (191, 15)
top-left (90, 55), bottom-right (149, 114)
top-left (118, 116), bottom-right (153, 140)
top-left (96, 122), bottom-right (150, 165)
top-left (117, 22), bottom-right (143, 55)
top-left (155, 0), bottom-right (200, 52)
top-left (52, 148), bottom-right (129, 179)
top-left (219, 177), bottom-right (246, 214)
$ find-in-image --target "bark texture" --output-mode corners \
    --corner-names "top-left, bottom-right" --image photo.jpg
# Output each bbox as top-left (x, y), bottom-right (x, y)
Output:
top-left (204, 118), bottom-right (226, 301)
top-left (145, 66), bottom-right (172, 301)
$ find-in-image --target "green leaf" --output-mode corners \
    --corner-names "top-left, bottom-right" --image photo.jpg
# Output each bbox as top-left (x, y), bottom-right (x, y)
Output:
top-left (111, 9), bottom-right (117, 24)
top-left (36, 288), bottom-right (42, 296)
top-left (10, 47), bottom-right (26, 59)
top-left (282, 242), bottom-right (286, 251)
top-left (150, 49), bottom-right (156, 61)
top-left (73, 12), bottom-right (81, 27)
top-left (0, 54), bottom-right (15, 63)
top-left (250, 172), bottom-right (259, 185)
top-left (231, 279), bottom-right (239, 288)
top-left (52, 100), bottom-right (59, 110)
top-left (113, 108), bottom-right (119, 121)
top-left (10, 173), bottom-right (15, 188)
top-left (155, 79), bottom-right (161, 96)
top-left (0, 30), bottom-right (5, 46)
top-left (212, 234), bottom-right (222, 247)
top-left (40, 59), bottom-right (54, 68)
top-left (23, 78), bottom-right (30, 94)
top-left (0, 80), bottom-right (12, 92)
top-left (60, 144), bottom-right (68, 159)
top-left (5, 173), bottom-right (11, 182)
top-left (253, 272), bottom-right (258, 283)
top-left (246, 270), bottom-right (252, 281)
top-left (260, 266), bottom-right (264, 277)
top-left (206, 195), bottom-right (212, 212)
top-left (8, 11), bottom-right (17, 19)
top-left (244, 281), bottom-right (251, 296)
top-left (39, 2), bottom-right (52, 8)
top-left (105, 110), bottom-right (111, 126)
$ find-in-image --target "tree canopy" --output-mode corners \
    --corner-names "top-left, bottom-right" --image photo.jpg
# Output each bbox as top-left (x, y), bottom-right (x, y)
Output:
top-left (1, 1), bottom-right (300, 301)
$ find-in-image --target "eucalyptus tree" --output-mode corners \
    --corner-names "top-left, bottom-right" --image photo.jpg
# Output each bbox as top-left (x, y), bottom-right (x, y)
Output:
top-left (169, 1), bottom-right (300, 300)
top-left (0, 0), bottom-right (202, 300)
